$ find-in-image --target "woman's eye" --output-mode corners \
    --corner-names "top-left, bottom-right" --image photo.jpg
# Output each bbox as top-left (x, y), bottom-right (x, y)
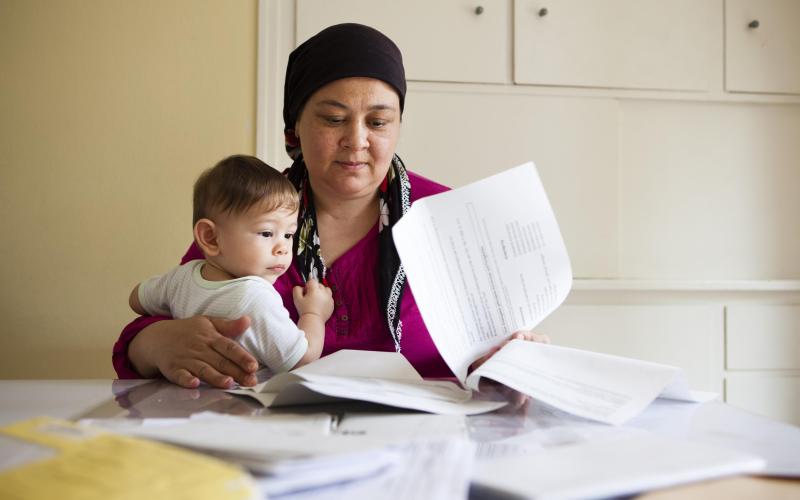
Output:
top-left (371, 120), bottom-right (387, 128)
top-left (324, 116), bottom-right (344, 125)
top-left (284, 233), bottom-right (294, 240)
top-left (260, 231), bottom-right (273, 238)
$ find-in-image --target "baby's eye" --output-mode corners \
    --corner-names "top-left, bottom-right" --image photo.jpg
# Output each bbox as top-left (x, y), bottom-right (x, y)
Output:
top-left (284, 233), bottom-right (294, 240)
top-left (259, 231), bottom-right (273, 238)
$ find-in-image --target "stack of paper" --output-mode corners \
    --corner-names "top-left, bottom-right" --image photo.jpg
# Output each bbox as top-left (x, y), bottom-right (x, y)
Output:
top-left (473, 433), bottom-right (765, 499)
top-left (83, 411), bottom-right (473, 499)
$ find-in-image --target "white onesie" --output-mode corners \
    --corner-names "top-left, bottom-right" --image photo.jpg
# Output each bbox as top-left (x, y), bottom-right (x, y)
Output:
top-left (137, 259), bottom-right (307, 373)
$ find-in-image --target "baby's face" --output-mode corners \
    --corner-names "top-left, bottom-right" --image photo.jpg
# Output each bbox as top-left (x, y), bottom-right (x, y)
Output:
top-left (213, 204), bottom-right (298, 283)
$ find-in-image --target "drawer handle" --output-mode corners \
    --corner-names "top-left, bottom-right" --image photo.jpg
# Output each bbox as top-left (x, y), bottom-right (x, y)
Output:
top-left (539, 7), bottom-right (549, 17)
top-left (475, 5), bottom-right (484, 15)
top-left (748, 19), bottom-right (760, 29)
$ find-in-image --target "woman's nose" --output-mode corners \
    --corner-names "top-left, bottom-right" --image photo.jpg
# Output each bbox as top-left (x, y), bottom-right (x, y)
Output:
top-left (342, 121), bottom-right (369, 150)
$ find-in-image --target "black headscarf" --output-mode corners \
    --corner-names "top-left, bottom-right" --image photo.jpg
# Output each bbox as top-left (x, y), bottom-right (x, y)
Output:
top-left (283, 23), bottom-right (411, 352)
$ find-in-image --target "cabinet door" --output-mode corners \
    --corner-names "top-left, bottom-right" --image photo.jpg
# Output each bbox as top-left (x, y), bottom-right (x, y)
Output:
top-left (514, 0), bottom-right (718, 91)
top-left (726, 373), bottom-right (800, 426)
top-left (725, 0), bottom-right (800, 95)
top-left (727, 305), bottom-right (800, 370)
top-left (536, 305), bottom-right (724, 393)
top-left (296, 0), bottom-right (510, 84)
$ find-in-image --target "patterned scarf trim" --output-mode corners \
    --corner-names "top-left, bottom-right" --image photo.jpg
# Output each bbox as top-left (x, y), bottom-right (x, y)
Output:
top-left (286, 154), bottom-right (411, 352)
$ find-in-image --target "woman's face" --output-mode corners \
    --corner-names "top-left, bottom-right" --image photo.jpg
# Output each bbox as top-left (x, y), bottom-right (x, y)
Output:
top-left (294, 77), bottom-right (401, 203)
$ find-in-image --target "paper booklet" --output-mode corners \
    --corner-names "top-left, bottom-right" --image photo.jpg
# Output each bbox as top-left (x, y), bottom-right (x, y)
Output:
top-left (231, 162), bottom-right (714, 424)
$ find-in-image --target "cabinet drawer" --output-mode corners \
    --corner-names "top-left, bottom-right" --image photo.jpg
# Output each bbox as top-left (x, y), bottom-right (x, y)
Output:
top-left (514, 0), bottom-right (718, 91)
top-left (726, 373), bottom-right (800, 426)
top-left (296, 0), bottom-right (510, 84)
top-left (725, 0), bottom-right (800, 95)
top-left (537, 304), bottom-right (724, 392)
top-left (727, 305), bottom-right (800, 370)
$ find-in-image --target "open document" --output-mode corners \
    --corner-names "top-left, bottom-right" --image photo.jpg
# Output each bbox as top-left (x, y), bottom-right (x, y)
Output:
top-left (394, 162), bottom-right (714, 424)
top-left (228, 350), bottom-right (506, 416)
top-left (393, 162), bottom-right (573, 381)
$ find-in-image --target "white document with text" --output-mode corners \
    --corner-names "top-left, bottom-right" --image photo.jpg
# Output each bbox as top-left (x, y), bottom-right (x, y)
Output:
top-left (394, 162), bottom-right (572, 381)
top-left (394, 162), bottom-right (713, 425)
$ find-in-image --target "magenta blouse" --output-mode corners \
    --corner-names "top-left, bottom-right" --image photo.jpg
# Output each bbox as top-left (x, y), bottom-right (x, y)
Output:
top-left (112, 170), bottom-right (453, 378)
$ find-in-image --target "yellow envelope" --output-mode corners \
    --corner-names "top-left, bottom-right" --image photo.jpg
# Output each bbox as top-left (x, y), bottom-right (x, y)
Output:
top-left (0, 416), bottom-right (258, 500)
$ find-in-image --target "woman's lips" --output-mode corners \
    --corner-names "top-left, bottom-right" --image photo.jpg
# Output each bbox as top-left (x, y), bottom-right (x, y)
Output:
top-left (337, 160), bottom-right (366, 169)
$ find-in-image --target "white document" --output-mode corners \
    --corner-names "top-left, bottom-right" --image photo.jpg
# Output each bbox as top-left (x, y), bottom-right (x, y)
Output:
top-left (466, 339), bottom-right (714, 425)
top-left (394, 162), bottom-right (716, 424)
top-left (474, 433), bottom-right (765, 500)
top-left (393, 162), bottom-right (573, 382)
top-left (82, 412), bottom-right (401, 477)
top-left (228, 350), bottom-right (507, 416)
top-left (269, 438), bottom-right (476, 500)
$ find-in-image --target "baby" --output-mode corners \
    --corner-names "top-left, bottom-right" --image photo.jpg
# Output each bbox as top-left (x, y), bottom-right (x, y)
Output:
top-left (129, 154), bottom-right (333, 375)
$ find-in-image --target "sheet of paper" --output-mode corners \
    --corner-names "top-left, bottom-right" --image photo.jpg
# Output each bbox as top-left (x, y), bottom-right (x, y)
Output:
top-left (466, 339), bottom-right (710, 425)
top-left (630, 399), bottom-right (800, 477)
top-left (229, 350), bottom-right (508, 416)
top-left (473, 433), bottom-right (765, 500)
top-left (268, 438), bottom-right (475, 500)
top-left (81, 413), bottom-right (391, 465)
top-left (245, 349), bottom-right (425, 394)
top-left (257, 413), bottom-right (471, 496)
top-left (393, 162), bottom-right (572, 381)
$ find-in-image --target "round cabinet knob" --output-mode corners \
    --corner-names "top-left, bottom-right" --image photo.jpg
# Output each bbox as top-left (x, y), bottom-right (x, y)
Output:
top-left (539, 7), bottom-right (549, 17)
top-left (748, 19), bottom-right (760, 29)
top-left (475, 6), bottom-right (484, 15)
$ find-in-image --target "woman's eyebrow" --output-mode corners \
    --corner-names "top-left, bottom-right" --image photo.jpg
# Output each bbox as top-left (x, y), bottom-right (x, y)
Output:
top-left (316, 100), bottom-right (397, 112)
top-left (316, 99), bottom-right (348, 110)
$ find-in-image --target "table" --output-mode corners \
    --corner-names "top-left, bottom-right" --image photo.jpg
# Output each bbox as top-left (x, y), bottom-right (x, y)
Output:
top-left (1, 379), bottom-right (798, 498)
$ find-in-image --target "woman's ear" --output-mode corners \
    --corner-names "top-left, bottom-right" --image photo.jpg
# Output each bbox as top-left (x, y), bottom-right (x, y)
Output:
top-left (194, 218), bottom-right (220, 256)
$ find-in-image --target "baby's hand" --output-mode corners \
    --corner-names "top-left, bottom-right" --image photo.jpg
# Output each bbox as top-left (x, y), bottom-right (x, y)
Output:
top-left (292, 279), bottom-right (334, 322)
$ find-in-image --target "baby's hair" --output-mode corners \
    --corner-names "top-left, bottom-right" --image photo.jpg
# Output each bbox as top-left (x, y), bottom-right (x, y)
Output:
top-left (193, 155), bottom-right (299, 224)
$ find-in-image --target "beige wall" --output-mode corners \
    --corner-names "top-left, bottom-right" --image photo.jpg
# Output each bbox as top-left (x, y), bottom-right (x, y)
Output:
top-left (0, 0), bottom-right (258, 378)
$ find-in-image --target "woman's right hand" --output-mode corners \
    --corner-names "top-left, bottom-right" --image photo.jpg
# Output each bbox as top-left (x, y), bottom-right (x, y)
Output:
top-left (128, 316), bottom-right (259, 389)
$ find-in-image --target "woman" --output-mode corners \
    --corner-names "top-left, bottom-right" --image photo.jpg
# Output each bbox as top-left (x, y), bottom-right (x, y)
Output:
top-left (113, 23), bottom-right (547, 389)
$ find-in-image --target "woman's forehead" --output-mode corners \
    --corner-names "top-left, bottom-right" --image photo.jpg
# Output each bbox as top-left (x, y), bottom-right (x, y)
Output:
top-left (306, 77), bottom-right (400, 110)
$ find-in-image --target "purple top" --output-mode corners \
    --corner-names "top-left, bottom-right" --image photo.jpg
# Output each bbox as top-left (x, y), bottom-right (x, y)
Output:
top-left (113, 170), bottom-right (453, 378)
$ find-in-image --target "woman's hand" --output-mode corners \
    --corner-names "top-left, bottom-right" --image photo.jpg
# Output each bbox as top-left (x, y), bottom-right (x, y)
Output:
top-left (470, 330), bottom-right (550, 410)
top-left (128, 316), bottom-right (259, 389)
top-left (469, 330), bottom-right (550, 373)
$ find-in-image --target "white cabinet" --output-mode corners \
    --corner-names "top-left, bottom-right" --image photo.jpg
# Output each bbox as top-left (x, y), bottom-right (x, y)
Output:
top-left (513, 0), bottom-right (719, 91)
top-left (727, 305), bottom-right (800, 370)
top-left (726, 373), bottom-right (800, 426)
top-left (726, 305), bottom-right (800, 425)
top-left (295, 0), bottom-right (511, 84)
top-left (725, 0), bottom-right (800, 95)
top-left (537, 304), bottom-right (724, 392)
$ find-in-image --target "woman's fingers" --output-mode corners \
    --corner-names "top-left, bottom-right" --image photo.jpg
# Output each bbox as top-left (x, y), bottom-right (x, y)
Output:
top-left (164, 367), bottom-right (200, 389)
top-left (150, 316), bottom-right (259, 388)
top-left (196, 361), bottom-right (235, 389)
top-left (209, 337), bottom-right (258, 386)
top-left (511, 330), bottom-right (551, 344)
